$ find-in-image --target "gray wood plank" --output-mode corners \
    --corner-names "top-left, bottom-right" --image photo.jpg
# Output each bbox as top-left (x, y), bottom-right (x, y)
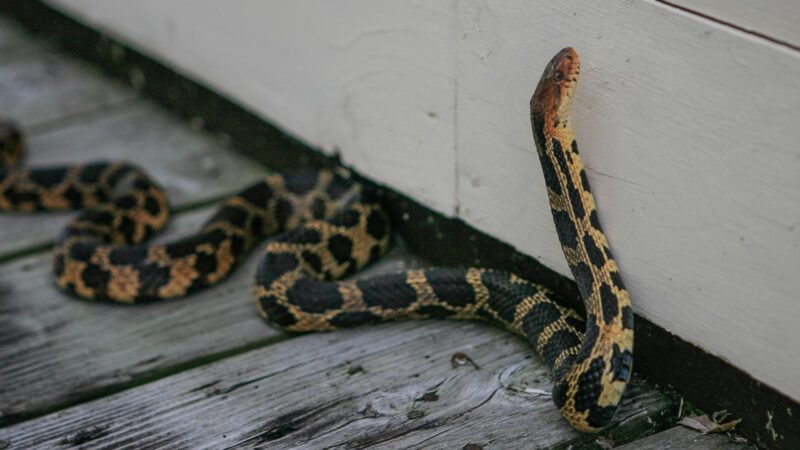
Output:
top-left (615, 425), bottom-right (750, 450)
top-left (0, 45), bottom-right (134, 128)
top-left (0, 203), bottom-right (422, 426)
top-left (0, 100), bottom-right (270, 259)
top-left (0, 318), bottom-right (675, 450)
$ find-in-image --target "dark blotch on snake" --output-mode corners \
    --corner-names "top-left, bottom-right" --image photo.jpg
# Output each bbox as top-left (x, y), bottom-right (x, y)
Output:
top-left (311, 197), bottom-right (327, 219)
top-left (63, 186), bottom-right (84, 208)
top-left (329, 311), bottom-right (383, 328)
top-left (28, 168), bottom-right (66, 188)
top-left (256, 252), bottom-right (300, 285)
top-left (144, 195), bottom-right (163, 215)
top-left (427, 270), bottom-right (475, 307)
top-left (79, 164), bottom-right (105, 184)
top-left (220, 205), bottom-right (249, 229)
top-left (328, 235), bottom-right (354, 264)
top-left (285, 278), bottom-right (343, 313)
top-left (534, 126), bottom-right (563, 196)
top-left (301, 250), bottom-right (323, 274)
top-left (250, 215), bottom-right (265, 235)
top-left (574, 357), bottom-right (605, 414)
top-left (579, 169), bottom-right (591, 193)
top-left (117, 216), bottom-right (138, 242)
top-left (359, 273), bottom-right (417, 309)
top-left (195, 252), bottom-right (218, 277)
top-left (80, 264), bottom-right (109, 292)
top-left (610, 270), bottom-right (626, 292)
top-left (552, 138), bottom-right (586, 219)
top-left (165, 238), bottom-right (199, 259)
top-left (552, 379), bottom-right (569, 409)
top-left (583, 234), bottom-right (606, 268)
top-left (589, 210), bottom-right (602, 230)
top-left (522, 301), bottom-right (562, 343)
top-left (258, 296), bottom-right (297, 327)
top-left (571, 262), bottom-right (593, 301)
top-left (274, 198), bottom-right (293, 229)
top-left (239, 182), bottom-right (271, 206)
top-left (288, 227), bottom-right (321, 245)
top-left (366, 210), bottom-right (388, 240)
top-left (115, 195), bottom-right (137, 209)
top-left (542, 329), bottom-right (582, 367)
top-left (415, 304), bottom-right (455, 318)
top-left (108, 247), bottom-right (145, 265)
top-left (482, 272), bottom-right (519, 323)
top-left (553, 210), bottom-right (578, 248)
top-left (338, 208), bottom-right (361, 227)
top-left (600, 283), bottom-right (619, 325)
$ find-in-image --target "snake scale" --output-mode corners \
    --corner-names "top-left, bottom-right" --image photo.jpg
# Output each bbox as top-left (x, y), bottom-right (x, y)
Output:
top-left (0, 48), bottom-right (632, 432)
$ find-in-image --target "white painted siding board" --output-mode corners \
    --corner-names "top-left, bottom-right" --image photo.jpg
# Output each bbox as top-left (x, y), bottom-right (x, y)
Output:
top-left (43, 0), bottom-right (459, 215)
top-left (456, 0), bottom-right (800, 401)
top-left (669, 0), bottom-right (800, 48)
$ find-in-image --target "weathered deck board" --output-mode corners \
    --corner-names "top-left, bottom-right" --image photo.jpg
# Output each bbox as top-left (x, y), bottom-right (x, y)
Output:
top-left (615, 425), bottom-right (749, 450)
top-left (0, 42), bottom-right (134, 129)
top-left (0, 101), bottom-right (270, 260)
top-left (0, 318), bottom-right (676, 450)
top-left (0, 205), bottom-right (422, 427)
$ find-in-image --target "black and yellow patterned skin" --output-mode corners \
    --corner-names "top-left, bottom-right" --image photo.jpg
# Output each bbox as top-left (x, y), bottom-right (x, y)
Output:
top-left (530, 48), bottom-right (634, 429)
top-left (0, 48), bottom-right (632, 432)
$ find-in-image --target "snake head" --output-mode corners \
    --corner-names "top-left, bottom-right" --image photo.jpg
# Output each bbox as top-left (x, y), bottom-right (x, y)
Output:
top-left (531, 47), bottom-right (581, 123)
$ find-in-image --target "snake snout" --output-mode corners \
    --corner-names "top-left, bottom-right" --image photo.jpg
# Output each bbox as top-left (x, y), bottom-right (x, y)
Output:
top-left (532, 47), bottom-right (581, 117)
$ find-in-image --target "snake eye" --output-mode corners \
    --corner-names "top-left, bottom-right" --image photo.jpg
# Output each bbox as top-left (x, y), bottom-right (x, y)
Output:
top-left (554, 71), bottom-right (564, 81)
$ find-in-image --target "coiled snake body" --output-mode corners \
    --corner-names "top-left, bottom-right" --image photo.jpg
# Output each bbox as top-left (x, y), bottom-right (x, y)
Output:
top-left (0, 48), bottom-right (632, 432)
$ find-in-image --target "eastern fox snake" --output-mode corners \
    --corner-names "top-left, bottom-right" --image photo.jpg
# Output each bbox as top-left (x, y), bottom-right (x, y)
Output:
top-left (0, 48), bottom-right (633, 431)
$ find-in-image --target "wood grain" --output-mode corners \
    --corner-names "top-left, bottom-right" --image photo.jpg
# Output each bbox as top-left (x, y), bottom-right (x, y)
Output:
top-left (0, 319), bottom-right (676, 449)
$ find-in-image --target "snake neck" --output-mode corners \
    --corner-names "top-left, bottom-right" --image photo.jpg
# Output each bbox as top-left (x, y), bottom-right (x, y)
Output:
top-left (532, 102), bottom-right (634, 431)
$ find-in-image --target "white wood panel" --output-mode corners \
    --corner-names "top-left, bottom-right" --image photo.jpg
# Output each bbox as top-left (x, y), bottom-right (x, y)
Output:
top-left (669, 0), bottom-right (800, 48)
top-left (456, 0), bottom-right (800, 402)
top-left (44, 0), bottom-right (459, 215)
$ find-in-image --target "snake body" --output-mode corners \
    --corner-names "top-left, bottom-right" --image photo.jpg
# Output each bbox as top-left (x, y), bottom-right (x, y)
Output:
top-left (0, 48), bottom-right (632, 432)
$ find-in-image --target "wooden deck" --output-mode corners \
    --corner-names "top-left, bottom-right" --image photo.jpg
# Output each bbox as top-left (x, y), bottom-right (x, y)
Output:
top-left (0, 16), bottom-right (750, 449)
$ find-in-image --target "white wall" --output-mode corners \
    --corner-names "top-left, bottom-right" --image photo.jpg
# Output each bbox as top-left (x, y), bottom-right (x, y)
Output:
top-left (43, 0), bottom-right (800, 403)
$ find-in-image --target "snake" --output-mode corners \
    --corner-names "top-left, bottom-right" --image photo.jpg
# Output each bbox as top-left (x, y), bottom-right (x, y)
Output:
top-left (0, 48), bottom-right (632, 432)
